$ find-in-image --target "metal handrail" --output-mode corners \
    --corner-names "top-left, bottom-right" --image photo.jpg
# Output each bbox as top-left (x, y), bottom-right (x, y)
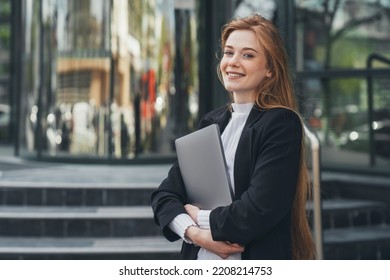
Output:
top-left (304, 124), bottom-right (323, 260)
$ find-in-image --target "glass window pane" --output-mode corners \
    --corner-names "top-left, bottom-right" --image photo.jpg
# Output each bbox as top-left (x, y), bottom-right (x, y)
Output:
top-left (116, 0), bottom-right (199, 159)
top-left (19, 0), bottom-right (111, 157)
top-left (20, 0), bottom-right (200, 160)
top-left (0, 0), bottom-right (11, 142)
top-left (296, 0), bottom-right (390, 70)
top-left (50, 0), bottom-right (111, 157)
top-left (300, 76), bottom-right (390, 171)
top-left (234, 0), bottom-right (276, 18)
top-left (19, 0), bottom-right (41, 156)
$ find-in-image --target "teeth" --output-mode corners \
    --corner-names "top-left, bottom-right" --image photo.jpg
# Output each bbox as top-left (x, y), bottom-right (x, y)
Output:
top-left (228, 73), bottom-right (244, 77)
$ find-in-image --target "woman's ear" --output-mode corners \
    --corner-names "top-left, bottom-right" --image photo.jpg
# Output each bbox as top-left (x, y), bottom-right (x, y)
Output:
top-left (266, 70), bottom-right (272, 78)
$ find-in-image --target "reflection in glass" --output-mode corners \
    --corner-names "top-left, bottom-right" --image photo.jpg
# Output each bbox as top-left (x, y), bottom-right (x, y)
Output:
top-left (19, 0), bottom-right (199, 159)
top-left (19, 0), bottom-right (111, 157)
top-left (234, 0), bottom-right (276, 19)
top-left (53, 0), bottom-right (110, 156)
top-left (301, 77), bottom-right (390, 169)
top-left (296, 0), bottom-right (390, 70)
top-left (125, 0), bottom-right (199, 158)
top-left (20, 0), bottom-right (41, 156)
top-left (296, 0), bottom-right (390, 172)
top-left (0, 0), bottom-right (11, 142)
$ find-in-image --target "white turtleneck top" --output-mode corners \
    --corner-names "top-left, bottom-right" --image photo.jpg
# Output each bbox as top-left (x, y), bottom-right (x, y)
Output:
top-left (169, 102), bottom-right (254, 260)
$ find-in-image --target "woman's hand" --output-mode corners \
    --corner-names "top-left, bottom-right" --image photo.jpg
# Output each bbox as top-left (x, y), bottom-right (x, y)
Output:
top-left (184, 204), bottom-right (200, 224)
top-left (185, 226), bottom-right (244, 259)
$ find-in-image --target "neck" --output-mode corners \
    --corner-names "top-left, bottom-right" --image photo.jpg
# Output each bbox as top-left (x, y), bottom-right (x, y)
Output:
top-left (233, 92), bottom-right (254, 104)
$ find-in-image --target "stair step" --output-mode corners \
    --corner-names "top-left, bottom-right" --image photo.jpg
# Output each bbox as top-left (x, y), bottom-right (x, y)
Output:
top-left (307, 198), bottom-right (386, 229)
top-left (0, 164), bottom-right (169, 188)
top-left (0, 206), bottom-right (160, 238)
top-left (0, 236), bottom-right (181, 259)
top-left (324, 225), bottom-right (390, 244)
top-left (0, 187), bottom-right (155, 206)
top-left (307, 198), bottom-right (387, 213)
top-left (0, 206), bottom-right (153, 219)
top-left (0, 164), bottom-right (170, 207)
top-left (323, 225), bottom-right (390, 259)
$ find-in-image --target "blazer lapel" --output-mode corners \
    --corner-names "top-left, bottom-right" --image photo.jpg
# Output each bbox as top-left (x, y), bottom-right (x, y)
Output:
top-left (243, 106), bottom-right (264, 130)
top-left (213, 108), bottom-right (231, 134)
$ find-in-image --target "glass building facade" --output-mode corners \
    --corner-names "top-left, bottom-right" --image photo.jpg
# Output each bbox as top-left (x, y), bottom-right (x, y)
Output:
top-left (294, 0), bottom-right (390, 173)
top-left (3, 0), bottom-right (390, 174)
top-left (0, 0), bottom-right (11, 143)
top-left (16, 0), bottom-right (200, 160)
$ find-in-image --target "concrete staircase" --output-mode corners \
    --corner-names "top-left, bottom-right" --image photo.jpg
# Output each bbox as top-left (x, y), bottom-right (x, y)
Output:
top-left (0, 159), bottom-right (390, 260)
top-left (308, 172), bottom-right (390, 259)
top-left (0, 161), bottom-right (181, 260)
top-left (0, 183), bottom-right (181, 259)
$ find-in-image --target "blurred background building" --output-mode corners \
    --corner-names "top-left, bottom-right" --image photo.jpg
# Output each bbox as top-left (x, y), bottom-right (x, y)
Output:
top-left (0, 0), bottom-right (389, 259)
top-left (0, 0), bottom-right (389, 172)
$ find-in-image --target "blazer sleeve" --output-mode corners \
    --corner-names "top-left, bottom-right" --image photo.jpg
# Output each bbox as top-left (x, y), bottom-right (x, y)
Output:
top-left (209, 109), bottom-right (303, 246)
top-left (151, 161), bottom-right (189, 241)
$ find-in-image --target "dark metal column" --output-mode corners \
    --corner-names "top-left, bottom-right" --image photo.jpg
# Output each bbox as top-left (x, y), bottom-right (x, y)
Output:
top-left (197, 0), bottom-right (234, 121)
top-left (10, 0), bottom-right (23, 156)
top-left (275, 0), bottom-right (296, 67)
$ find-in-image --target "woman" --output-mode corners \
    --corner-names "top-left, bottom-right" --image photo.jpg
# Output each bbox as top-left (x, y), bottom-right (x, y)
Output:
top-left (151, 14), bottom-right (315, 260)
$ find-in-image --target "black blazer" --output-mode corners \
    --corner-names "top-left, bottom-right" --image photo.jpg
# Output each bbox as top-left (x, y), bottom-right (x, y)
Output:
top-left (151, 106), bottom-right (302, 259)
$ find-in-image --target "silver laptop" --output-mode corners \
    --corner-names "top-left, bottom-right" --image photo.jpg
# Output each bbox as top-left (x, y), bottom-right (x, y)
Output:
top-left (175, 124), bottom-right (233, 210)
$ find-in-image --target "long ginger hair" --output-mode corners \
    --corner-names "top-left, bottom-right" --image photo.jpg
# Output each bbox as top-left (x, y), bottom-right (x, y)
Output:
top-left (218, 14), bottom-right (315, 260)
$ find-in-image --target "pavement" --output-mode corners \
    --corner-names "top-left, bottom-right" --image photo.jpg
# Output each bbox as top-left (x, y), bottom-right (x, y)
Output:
top-left (0, 144), bottom-right (171, 188)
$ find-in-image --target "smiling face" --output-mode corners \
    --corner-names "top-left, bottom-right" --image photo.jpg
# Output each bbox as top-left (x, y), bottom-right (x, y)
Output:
top-left (220, 30), bottom-right (271, 104)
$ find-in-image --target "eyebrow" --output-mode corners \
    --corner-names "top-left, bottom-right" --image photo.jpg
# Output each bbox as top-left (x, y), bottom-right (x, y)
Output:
top-left (224, 45), bottom-right (258, 53)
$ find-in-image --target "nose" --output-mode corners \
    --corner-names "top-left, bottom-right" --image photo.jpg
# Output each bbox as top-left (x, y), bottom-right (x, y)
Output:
top-left (228, 54), bottom-right (240, 67)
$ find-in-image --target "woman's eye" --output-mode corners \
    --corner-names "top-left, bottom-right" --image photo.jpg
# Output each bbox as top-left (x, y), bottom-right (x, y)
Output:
top-left (224, 51), bottom-right (233, 56)
top-left (243, 53), bottom-right (254, 58)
